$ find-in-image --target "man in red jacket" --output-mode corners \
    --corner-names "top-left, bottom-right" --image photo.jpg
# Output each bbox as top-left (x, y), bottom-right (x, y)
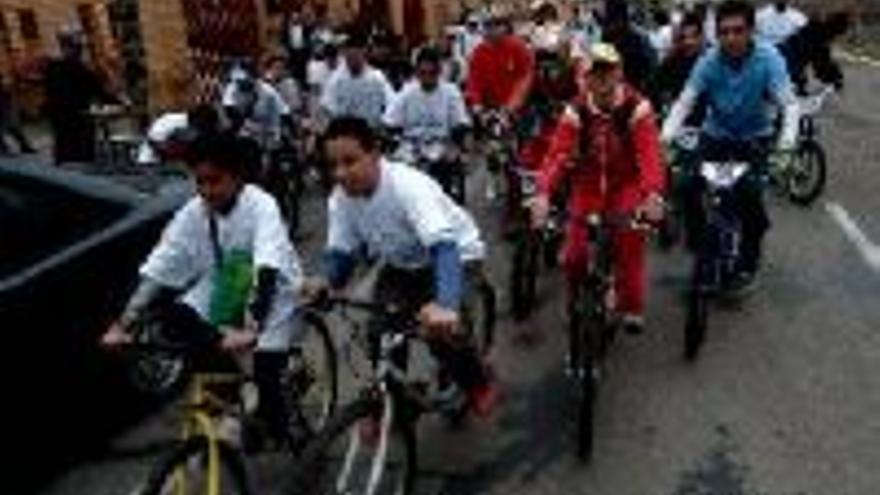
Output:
top-left (465, 13), bottom-right (534, 114)
top-left (530, 43), bottom-right (665, 334)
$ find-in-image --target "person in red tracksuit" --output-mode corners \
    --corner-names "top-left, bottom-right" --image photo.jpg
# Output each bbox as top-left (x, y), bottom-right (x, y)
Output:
top-left (530, 43), bottom-right (665, 334)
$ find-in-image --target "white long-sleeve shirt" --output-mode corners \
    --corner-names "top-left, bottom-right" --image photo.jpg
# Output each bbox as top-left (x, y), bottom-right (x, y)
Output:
top-left (320, 63), bottom-right (396, 127)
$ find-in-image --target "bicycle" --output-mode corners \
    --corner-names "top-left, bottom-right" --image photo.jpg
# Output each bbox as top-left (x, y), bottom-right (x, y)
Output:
top-left (509, 167), bottom-right (564, 321)
top-left (286, 288), bottom-right (496, 495)
top-left (477, 108), bottom-right (519, 205)
top-left (123, 307), bottom-right (339, 466)
top-left (683, 140), bottom-right (762, 361)
top-left (567, 212), bottom-right (648, 461)
top-left (767, 85), bottom-right (833, 206)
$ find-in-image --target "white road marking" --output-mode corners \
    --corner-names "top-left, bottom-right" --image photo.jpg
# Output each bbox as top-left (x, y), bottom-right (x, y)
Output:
top-left (835, 49), bottom-right (880, 69)
top-left (825, 201), bottom-right (880, 271)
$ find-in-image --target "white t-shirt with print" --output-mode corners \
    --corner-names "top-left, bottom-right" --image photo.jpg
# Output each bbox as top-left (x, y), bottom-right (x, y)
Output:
top-left (140, 185), bottom-right (302, 351)
top-left (222, 80), bottom-right (291, 149)
top-left (320, 63), bottom-right (396, 127)
top-left (383, 80), bottom-right (471, 142)
top-left (327, 159), bottom-right (485, 270)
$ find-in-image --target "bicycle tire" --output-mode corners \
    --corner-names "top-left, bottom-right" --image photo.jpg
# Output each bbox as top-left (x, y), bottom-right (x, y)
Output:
top-left (510, 233), bottom-right (538, 322)
top-left (286, 397), bottom-right (416, 495)
top-left (288, 311), bottom-right (339, 437)
top-left (684, 266), bottom-right (709, 362)
top-left (140, 437), bottom-right (253, 495)
top-left (468, 275), bottom-right (497, 356)
top-left (786, 140), bottom-right (827, 206)
top-left (570, 287), bottom-right (602, 462)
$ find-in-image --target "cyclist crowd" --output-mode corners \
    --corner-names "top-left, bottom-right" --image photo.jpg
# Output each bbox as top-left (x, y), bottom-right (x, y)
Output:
top-left (100, 0), bottom-right (850, 469)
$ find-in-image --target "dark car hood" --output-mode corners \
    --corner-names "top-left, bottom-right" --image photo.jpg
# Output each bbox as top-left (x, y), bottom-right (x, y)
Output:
top-left (0, 163), bottom-right (191, 292)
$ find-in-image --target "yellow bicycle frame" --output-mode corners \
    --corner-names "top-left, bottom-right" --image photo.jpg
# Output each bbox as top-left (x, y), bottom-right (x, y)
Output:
top-left (170, 372), bottom-right (242, 495)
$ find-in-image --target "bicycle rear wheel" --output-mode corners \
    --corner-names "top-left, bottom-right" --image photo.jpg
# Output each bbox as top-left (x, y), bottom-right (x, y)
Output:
top-left (287, 311), bottom-right (339, 437)
top-left (141, 437), bottom-right (252, 495)
top-left (786, 140), bottom-right (827, 206)
top-left (286, 396), bottom-right (416, 495)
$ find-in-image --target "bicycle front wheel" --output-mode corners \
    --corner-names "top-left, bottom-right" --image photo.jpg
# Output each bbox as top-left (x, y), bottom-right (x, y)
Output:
top-left (286, 396), bottom-right (416, 495)
top-left (786, 140), bottom-right (827, 206)
top-left (569, 288), bottom-right (602, 462)
top-left (141, 437), bottom-right (252, 495)
top-left (288, 311), bottom-right (339, 437)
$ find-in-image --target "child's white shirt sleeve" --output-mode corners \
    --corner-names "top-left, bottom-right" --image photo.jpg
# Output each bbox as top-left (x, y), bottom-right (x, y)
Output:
top-left (140, 202), bottom-right (201, 288)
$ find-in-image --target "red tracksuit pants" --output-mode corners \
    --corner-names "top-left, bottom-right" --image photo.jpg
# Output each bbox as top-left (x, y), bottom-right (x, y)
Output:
top-left (561, 219), bottom-right (646, 317)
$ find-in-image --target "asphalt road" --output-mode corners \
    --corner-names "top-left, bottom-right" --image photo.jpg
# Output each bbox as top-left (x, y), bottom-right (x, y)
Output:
top-left (34, 61), bottom-right (880, 495)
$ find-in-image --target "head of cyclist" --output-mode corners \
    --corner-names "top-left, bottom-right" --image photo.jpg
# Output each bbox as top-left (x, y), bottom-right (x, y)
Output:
top-left (773, 1), bottom-right (791, 13)
top-left (155, 104), bottom-right (218, 163)
top-left (185, 133), bottom-right (246, 214)
top-left (230, 61), bottom-right (259, 110)
top-left (343, 31), bottom-right (369, 76)
top-left (601, 0), bottom-right (632, 43)
top-left (323, 117), bottom-right (382, 197)
top-left (415, 47), bottom-right (442, 92)
top-left (533, 2), bottom-right (560, 26)
top-left (675, 12), bottom-right (705, 58)
top-left (57, 27), bottom-right (85, 61)
top-left (716, 0), bottom-right (755, 61)
top-left (485, 13), bottom-right (512, 43)
top-left (587, 43), bottom-right (624, 112)
top-left (262, 53), bottom-right (288, 84)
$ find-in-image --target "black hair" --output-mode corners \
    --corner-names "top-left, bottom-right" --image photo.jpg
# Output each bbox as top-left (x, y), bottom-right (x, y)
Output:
top-left (716, 0), bottom-right (755, 28)
top-left (187, 104), bottom-right (220, 137)
top-left (653, 8), bottom-right (671, 26)
top-left (603, 0), bottom-right (630, 26)
top-left (323, 117), bottom-right (379, 152)
top-left (415, 46), bottom-right (441, 67)
top-left (343, 28), bottom-right (368, 49)
top-left (680, 11), bottom-right (704, 33)
top-left (185, 131), bottom-right (248, 177)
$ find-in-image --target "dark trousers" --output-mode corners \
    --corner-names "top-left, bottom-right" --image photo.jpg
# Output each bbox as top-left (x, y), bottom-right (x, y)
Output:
top-left (373, 263), bottom-right (488, 392)
top-left (159, 303), bottom-right (289, 439)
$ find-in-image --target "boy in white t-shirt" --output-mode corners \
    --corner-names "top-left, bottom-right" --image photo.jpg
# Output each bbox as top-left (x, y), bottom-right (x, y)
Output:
top-left (102, 133), bottom-right (303, 449)
top-left (313, 117), bottom-right (498, 417)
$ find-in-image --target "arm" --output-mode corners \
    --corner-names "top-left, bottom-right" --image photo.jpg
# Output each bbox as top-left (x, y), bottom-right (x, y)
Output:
top-left (118, 277), bottom-right (180, 329)
top-left (537, 106), bottom-right (580, 199)
top-left (661, 85), bottom-right (698, 143)
top-left (251, 195), bottom-right (302, 330)
top-left (323, 193), bottom-right (361, 289)
top-left (768, 49), bottom-right (801, 149)
top-left (661, 53), bottom-right (710, 142)
top-left (430, 241), bottom-right (464, 311)
top-left (382, 86), bottom-right (406, 130)
top-left (631, 101), bottom-right (666, 197)
top-left (464, 47), bottom-right (485, 107)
